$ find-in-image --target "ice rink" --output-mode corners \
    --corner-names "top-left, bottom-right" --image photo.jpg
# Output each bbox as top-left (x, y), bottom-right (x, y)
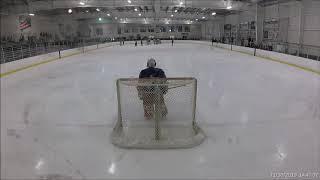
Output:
top-left (1, 43), bottom-right (320, 179)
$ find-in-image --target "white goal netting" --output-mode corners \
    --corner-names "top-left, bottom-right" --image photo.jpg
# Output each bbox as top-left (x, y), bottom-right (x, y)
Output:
top-left (111, 77), bottom-right (206, 149)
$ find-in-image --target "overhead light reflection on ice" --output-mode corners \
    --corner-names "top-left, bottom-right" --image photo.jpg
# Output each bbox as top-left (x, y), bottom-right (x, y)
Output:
top-left (35, 158), bottom-right (44, 170)
top-left (108, 162), bottom-right (116, 175)
top-left (240, 112), bottom-right (249, 125)
top-left (197, 156), bottom-right (206, 164)
top-left (275, 144), bottom-right (287, 162)
top-left (208, 80), bottom-right (214, 89)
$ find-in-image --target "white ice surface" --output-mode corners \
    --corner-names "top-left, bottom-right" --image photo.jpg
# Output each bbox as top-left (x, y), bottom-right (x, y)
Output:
top-left (1, 43), bottom-right (320, 179)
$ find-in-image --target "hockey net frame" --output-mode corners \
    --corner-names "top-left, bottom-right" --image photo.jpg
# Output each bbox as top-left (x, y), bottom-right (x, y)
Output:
top-left (111, 77), bottom-right (206, 149)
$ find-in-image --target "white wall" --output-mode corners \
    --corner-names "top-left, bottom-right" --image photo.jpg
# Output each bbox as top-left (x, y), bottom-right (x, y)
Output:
top-left (1, 0), bottom-right (319, 46)
top-left (1, 14), bottom-right (79, 41)
top-left (286, 2), bottom-right (300, 44)
top-left (1, 13), bottom-right (202, 41)
top-left (201, 19), bottom-right (224, 40)
top-left (1, 15), bottom-right (20, 40)
top-left (54, 15), bottom-right (79, 40)
top-left (262, 0), bottom-right (320, 47)
top-left (303, 0), bottom-right (320, 46)
top-left (264, 1), bottom-right (300, 44)
top-left (202, 5), bottom-right (256, 40)
top-left (201, 0), bottom-right (320, 48)
top-left (88, 22), bottom-right (202, 39)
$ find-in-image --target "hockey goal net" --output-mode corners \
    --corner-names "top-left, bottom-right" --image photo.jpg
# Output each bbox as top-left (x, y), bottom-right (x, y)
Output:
top-left (111, 77), bottom-right (206, 149)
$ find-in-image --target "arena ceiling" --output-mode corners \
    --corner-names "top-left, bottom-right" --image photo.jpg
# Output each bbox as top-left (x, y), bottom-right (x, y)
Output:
top-left (0, 0), bottom-right (298, 22)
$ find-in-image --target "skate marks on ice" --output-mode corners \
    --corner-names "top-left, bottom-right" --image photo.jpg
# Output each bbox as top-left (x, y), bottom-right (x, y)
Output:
top-left (4, 126), bottom-right (87, 180)
top-left (6, 129), bottom-right (22, 139)
top-left (38, 174), bottom-right (74, 180)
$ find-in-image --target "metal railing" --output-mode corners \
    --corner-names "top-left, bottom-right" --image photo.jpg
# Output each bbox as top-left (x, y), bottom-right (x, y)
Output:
top-left (0, 39), bottom-right (108, 64)
top-left (1, 39), bottom-right (319, 64)
top-left (208, 39), bottom-right (320, 61)
top-left (276, 43), bottom-right (320, 61)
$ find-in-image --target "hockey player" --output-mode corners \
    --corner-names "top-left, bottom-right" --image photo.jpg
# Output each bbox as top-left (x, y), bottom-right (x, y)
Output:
top-left (138, 58), bottom-right (168, 120)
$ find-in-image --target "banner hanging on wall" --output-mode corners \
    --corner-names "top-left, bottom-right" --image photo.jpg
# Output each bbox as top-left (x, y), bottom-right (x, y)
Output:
top-left (19, 15), bottom-right (31, 30)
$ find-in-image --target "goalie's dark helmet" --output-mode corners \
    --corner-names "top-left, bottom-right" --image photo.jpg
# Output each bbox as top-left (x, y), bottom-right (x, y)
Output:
top-left (147, 58), bottom-right (156, 68)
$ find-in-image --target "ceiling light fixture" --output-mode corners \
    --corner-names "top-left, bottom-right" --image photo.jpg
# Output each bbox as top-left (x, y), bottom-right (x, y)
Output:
top-left (86, 10), bottom-right (89, 13)
top-left (79, 2), bottom-right (85, 5)
top-left (227, 5), bottom-right (232, 10)
top-left (68, 9), bottom-right (72, 14)
top-left (195, 18), bottom-right (198, 21)
top-left (212, 12), bottom-right (216, 15)
top-left (180, 1), bottom-right (183, 5)
top-left (202, 16), bottom-right (205, 19)
top-left (138, 13), bottom-right (141, 16)
top-left (107, 13), bottom-right (110, 16)
top-left (29, 13), bottom-right (35, 16)
top-left (174, 9), bottom-right (178, 13)
top-left (99, 17), bottom-right (102, 21)
top-left (96, 8), bottom-right (100, 12)
top-left (171, 14), bottom-right (174, 17)
top-left (128, 0), bottom-right (132, 4)
top-left (134, 8), bottom-right (138, 11)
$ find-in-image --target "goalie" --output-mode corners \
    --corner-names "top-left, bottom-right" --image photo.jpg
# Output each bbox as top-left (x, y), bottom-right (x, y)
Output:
top-left (138, 58), bottom-right (168, 120)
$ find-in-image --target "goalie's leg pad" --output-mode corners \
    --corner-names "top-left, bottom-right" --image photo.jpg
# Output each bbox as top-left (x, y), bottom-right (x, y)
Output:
top-left (143, 95), bottom-right (155, 120)
top-left (159, 96), bottom-right (168, 118)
